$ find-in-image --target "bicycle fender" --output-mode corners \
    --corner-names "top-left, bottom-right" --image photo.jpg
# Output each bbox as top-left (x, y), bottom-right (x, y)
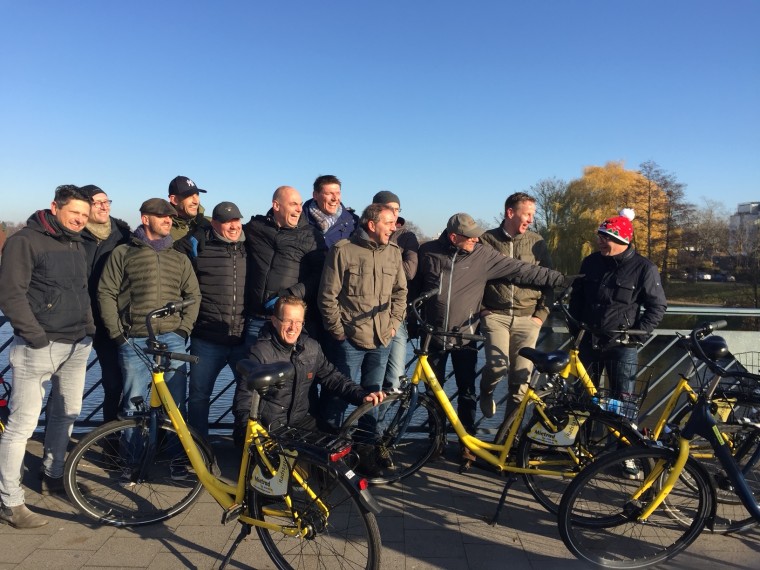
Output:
top-left (334, 461), bottom-right (383, 515)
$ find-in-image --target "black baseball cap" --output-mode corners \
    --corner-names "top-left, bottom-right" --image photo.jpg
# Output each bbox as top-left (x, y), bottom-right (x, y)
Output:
top-left (168, 176), bottom-right (207, 198)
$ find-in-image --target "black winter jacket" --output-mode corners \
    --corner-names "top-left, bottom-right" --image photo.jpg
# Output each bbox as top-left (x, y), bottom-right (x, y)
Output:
top-left (417, 231), bottom-right (566, 350)
top-left (568, 246), bottom-right (667, 349)
top-left (243, 211), bottom-right (326, 316)
top-left (81, 217), bottom-right (131, 332)
top-left (0, 210), bottom-right (94, 347)
top-left (236, 323), bottom-right (367, 431)
top-left (184, 227), bottom-right (247, 345)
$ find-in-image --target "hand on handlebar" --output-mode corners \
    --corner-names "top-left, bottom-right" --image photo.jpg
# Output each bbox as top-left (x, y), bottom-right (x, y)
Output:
top-left (364, 391), bottom-right (385, 406)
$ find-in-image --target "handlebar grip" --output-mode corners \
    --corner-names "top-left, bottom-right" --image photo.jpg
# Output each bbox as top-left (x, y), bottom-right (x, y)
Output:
top-left (411, 288), bottom-right (439, 305)
top-left (167, 299), bottom-right (196, 312)
top-left (144, 348), bottom-right (199, 364)
top-left (711, 320), bottom-right (728, 331)
top-left (458, 333), bottom-right (485, 342)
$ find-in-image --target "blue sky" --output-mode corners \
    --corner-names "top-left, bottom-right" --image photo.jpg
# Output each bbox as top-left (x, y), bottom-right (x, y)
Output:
top-left (1, 1), bottom-right (758, 237)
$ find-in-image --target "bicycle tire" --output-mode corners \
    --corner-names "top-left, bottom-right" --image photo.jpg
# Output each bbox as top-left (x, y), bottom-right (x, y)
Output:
top-left (558, 445), bottom-right (713, 568)
top-left (63, 418), bottom-right (212, 526)
top-left (518, 408), bottom-right (645, 515)
top-left (672, 404), bottom-right (760, 533)
top-left (339, 391), bottom-right (445, 485)
top-left (248, 453), bottom-right (382, 570)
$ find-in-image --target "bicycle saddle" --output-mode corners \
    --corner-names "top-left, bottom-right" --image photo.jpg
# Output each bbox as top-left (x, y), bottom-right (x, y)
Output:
top-left (518, 347), bottom-right (571, 374)
top-left (236, 360), bottom-right (295, 394)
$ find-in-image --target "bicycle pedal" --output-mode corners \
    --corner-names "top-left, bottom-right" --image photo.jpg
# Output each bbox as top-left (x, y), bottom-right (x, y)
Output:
top-left (458, 460), bottom-right (473, 474)
top-left (221, 503), bottom-right (244, 525)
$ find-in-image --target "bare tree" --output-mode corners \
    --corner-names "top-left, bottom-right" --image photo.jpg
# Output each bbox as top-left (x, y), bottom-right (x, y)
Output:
top-left (529, 177), bottom-right (568, 238)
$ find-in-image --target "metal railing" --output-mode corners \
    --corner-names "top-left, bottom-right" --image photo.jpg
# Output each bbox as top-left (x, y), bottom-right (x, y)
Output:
top-left (1, 308), bottom-right (759, 434)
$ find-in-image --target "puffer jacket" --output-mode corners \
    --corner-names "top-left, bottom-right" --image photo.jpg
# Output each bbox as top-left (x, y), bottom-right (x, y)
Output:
top-left (318, 228), bottom-right (407, 349)
top-left (417, 231), bottom-right (566, 350)
top-left (480, 227), bottom-right (553, 321)
top-left (184, 226), bottom-right (247, 345)
top-left (303, 199), bottom-right (358, 248)
top-left (0, 210), bottom-right (94, 347)
top-left (236, 322), bottom-right (368, 431)
top-left (97, 233), bottom-right (200, 339)
top-left (568, 246), bottom-right (667, 348)
top-left (243, 210), bottom-right (326, 316)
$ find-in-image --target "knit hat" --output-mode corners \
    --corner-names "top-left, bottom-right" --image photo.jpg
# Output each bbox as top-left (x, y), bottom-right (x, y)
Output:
top-left (80, 185), bottom-right (106, 200)
top-left (598, 208), bottom-right (635, 245)
top-left (372, 190), bottom-right (401, 206)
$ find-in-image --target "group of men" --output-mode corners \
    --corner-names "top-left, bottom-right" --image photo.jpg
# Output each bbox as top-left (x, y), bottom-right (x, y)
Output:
top-left (0, 175), bottom-right (666, 529)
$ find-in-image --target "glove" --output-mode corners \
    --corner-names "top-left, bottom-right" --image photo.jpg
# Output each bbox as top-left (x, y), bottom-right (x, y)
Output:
top-left (176, 330), bottom-right (189, 341)
top-left (562, 274), bottom-right (584, 289)
top-left (263, 296), bottom-right (279, 313)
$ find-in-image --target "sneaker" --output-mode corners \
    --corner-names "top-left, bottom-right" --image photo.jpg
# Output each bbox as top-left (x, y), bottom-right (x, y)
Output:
top-left (0, 504), bottom-right (49, 529)
top-left (170, 465), bottom-right (190, 481)
top-left (376, 447), bottom-right (396, 471)
top-left (622, 459), bottom-right (641, 480)
top-left (480, 391), bottom-right (496, 419)
top-left (41, 474), bottom-right (65, 496)
top-left (119, 467), bottom-right (136, 488)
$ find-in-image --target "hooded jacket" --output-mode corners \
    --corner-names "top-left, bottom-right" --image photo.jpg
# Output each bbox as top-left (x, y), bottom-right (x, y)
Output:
top-left (568, 246), bottom-right (667, 348)
top-left (417, 231), bottom-right (566, 350)
top-left (0, 210), bottom-right (94, 347)
top-left (318, 227), bottom-right (407, 349)
top-left (240, 322), bottom-right (368, 431)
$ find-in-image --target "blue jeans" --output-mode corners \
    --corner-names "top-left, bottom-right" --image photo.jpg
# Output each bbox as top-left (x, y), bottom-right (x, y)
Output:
top-left (320, 339), bottom-right (390, 431)
top-left (188, 337), bottom-right (249, 438)
top-left (118, 332), bottom-right (189, 414)
top-left (383, 320), bottom-right (409, 391)
top-left (579, 344), bottom-right (639, 396)
top-left (118, 333), bottom-right (188, 462)
top-left (0, 337), bottom-right (92, 506)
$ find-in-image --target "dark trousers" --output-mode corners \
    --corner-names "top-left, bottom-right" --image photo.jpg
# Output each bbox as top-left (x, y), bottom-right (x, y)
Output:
top-left (427, 345), bottom-right (479, 435)
top-left (93, 333), bottom-right (124, 424)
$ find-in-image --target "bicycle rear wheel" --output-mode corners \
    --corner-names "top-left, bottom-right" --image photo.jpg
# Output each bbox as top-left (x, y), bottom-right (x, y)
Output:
top-left (558, 446), bottom-right (713, 568)
top-left (63, 418), bottom-right (212, 526)
top-left (672, 404), bottom-right (760, 533)
top-left (339, 391), bottom-right (445, 484)
top-left (518, 408), bottom-right (645, 514)
top-left (248, 453), bottom-right (381, 570)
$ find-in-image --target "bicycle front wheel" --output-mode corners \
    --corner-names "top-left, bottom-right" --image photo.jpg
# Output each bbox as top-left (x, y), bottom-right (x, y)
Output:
top-left (558, 446), bottom-right (713, 568)
top-left (672, 404), bottom-right (760, 533)
top-left (63, 418), bottom-right (212, 526)
top-left (248, 454), bottom-right (381, 570)
top-left (339, 391), bottom-right (445, 484)
top-left (518, 409), bottom-right (645, 514)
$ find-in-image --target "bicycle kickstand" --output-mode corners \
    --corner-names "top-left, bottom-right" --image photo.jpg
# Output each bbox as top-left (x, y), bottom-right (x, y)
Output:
top-left (487, 474), bottom-right (518, 527)
top-left (219, 523), bottom-right (251, 570)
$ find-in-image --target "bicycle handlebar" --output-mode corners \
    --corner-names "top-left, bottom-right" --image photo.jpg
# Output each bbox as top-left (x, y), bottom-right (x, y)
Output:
top-left (409, 289), bottom-right (485, 343)
top-left (144, 348), bottom-right (199, 364)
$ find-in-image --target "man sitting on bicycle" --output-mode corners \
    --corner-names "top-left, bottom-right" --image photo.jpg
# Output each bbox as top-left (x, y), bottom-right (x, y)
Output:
top-left (233, 296), bottom-right (384, 442)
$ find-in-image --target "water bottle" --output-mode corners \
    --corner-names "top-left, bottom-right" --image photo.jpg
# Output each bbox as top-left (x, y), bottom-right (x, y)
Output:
top-left (595, 397), bottom-right (623, 415)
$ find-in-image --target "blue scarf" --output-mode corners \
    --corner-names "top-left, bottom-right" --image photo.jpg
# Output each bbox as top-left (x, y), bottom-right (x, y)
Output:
top-left (134, 225), bottom-right (174, 251)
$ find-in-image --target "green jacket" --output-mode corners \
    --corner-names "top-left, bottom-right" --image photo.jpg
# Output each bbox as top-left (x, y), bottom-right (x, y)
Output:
top-left (97, 235), bottom-right (200, 339)
top-left (317, 228), bottom-right (407, 349)
top-left (480, 227), bottom-right (553, 322)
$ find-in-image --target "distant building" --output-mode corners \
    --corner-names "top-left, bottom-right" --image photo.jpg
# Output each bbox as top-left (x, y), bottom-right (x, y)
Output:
top-left (729, 202), bottom-right (760, 256)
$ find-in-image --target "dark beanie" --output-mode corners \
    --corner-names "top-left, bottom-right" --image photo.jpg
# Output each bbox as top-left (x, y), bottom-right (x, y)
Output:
top-left (80, 185), bottom-right (106, 199)
top-left (372, 190), bottom-right (401, 206)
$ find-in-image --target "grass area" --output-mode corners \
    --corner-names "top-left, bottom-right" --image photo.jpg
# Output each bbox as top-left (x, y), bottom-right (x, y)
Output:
top-left (663, 280), bottom-right (758, 307)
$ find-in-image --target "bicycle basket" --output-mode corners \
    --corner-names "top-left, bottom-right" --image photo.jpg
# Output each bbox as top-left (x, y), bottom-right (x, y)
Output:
top-left (715, 352), bottom-right (760, 404)
top-left (265, 426), bottom-right (354, 464)
top-left (580, 360), bottom-right (653, 421)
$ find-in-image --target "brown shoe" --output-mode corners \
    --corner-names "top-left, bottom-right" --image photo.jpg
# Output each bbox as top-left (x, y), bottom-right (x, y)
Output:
top-left (0, 504), bottom-right (49, 529)
top-left (460, 444), bottom-right (477, 463)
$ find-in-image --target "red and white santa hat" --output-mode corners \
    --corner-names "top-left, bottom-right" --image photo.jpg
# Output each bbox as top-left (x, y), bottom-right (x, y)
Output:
top-left (598, 208), bottom-right (635, 244)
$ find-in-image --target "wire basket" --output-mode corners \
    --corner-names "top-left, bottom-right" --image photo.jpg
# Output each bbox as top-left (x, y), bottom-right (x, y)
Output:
top-left (714, 351), bottom-right (760, 405)
top-left (578, 360), bottom-right (653, 421)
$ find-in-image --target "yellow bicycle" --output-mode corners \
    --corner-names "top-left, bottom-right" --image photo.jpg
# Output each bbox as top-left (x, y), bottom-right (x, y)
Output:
top-left (64, 301), bottom-right (382, 570)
